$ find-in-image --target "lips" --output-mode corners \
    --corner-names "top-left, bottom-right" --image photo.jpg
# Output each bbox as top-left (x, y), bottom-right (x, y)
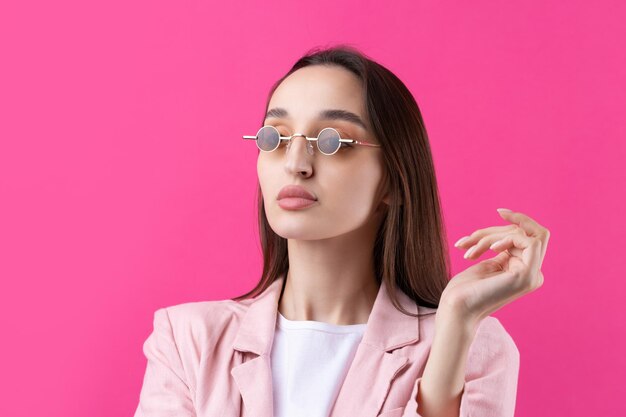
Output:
top-left (277, 185), bottom-right (317, 201)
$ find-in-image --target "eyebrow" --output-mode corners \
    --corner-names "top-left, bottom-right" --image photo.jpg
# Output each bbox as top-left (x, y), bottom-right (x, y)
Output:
top-left (264, 107), bottom-right (368, 131)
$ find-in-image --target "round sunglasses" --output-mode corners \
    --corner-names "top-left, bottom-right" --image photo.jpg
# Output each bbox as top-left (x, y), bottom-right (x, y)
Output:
top-left (242, 125), bottom-right (381, 156)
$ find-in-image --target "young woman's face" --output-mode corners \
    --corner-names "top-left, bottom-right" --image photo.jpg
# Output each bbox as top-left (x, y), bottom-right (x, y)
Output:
top-left (257, 64), bottom-right (389, 240)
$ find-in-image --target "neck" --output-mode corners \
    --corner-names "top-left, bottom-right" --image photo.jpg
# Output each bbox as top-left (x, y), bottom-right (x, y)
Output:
top-left (277, 225), bottom-right (381, 326)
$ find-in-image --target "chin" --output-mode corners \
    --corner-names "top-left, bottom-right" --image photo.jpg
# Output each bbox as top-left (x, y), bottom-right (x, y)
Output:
top-left (270, 224), bottom-right (320, 240)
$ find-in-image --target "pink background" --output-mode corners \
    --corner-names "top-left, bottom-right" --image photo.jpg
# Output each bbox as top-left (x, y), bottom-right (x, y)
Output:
top-left (1, 1), bottom-right (624, 416)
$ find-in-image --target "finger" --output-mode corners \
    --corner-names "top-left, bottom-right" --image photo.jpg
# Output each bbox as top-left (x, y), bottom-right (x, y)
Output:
top-left (488, 250), bottom-right (513, 271)
top-left (497, 208), bottom-right (550, 260)
top-left (454, 224), bottom-right (520, 248)
top-left (463, 250), bottom-right (512, 279)
top-left (462, 229), bottom-right (526, 260)
top-left (497, 208), bottom-right (549, 240)
top-left (490, 233), bottom-right (543, 274)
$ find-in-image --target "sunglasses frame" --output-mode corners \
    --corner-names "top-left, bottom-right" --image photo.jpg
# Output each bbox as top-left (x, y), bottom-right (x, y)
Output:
top-left (243, 125), bottom-right (381, 156)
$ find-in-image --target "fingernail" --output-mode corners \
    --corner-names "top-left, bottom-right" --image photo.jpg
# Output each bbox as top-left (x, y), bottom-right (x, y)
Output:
top-left (490, 239), bottom-right (504, 249)
top-left (454, 236), bottom-right (470, 247)
top-left (464, 245), bottom-right (476, 259)
top-left (497, 208), bottom-right (512, 213)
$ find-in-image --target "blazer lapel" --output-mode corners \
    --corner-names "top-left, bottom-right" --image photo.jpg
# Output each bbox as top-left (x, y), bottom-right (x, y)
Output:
top-left (230, 356), bottom-right (274, 417)
top-left (230, 275), bottom-right (421, 417)
top-left (328, 279), bottom-right (421, 417)
top-left (230, 277), bottom-right (285, 417)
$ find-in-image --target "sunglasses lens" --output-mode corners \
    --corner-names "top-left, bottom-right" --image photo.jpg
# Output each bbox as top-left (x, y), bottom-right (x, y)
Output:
top-left (318, 128), bottom-right (340, 155)
top-left (257, 126), bottom-right (280, 151)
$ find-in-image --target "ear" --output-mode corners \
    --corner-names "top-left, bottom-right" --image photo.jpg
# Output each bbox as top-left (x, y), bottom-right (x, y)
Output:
top-left (377, 172), bottom-right (401, 207)
top-left (379, 177), bottom-right (391, 206)
top-left (381, 191), bottom-right (402, 207)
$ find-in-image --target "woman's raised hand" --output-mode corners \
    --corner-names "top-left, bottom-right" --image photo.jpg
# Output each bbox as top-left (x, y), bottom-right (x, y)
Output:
top-left (439, 208), bottom-right (550, 329)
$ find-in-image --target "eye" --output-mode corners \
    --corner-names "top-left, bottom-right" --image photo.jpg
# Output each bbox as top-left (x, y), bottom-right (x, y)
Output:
top-left (337, 133), bottom-right (354, 149)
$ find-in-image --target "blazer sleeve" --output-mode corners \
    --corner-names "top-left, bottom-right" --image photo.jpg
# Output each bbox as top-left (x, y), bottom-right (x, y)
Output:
top-left (401, 317), bottom-right (520, 417)
top-left (134, 308), bottom-right (197, 417)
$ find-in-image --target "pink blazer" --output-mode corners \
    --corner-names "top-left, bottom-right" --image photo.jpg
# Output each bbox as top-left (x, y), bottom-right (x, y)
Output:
top-left (134, 275), bottom-right (520, 417)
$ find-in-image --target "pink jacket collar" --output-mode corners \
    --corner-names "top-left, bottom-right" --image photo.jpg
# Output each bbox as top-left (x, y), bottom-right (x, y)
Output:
top-left (233, 275), bottom-right (421, 355)
top-left (230, 274), bottom-right (425, 416)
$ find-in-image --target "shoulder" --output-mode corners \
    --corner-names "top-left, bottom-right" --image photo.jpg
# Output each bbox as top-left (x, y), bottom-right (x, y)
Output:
top-left (474, 316), bottom-right (519, 356)
top-left (467, 316), bottom-right (520, 373)
top-left (149, 297), bottom-right (252, 346)
top-left (162, 298), bottom-right (250, 324)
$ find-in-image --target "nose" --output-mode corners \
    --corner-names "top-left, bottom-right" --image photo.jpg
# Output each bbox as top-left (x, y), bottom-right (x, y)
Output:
top-left (284, 134), bottom-right (314, 176)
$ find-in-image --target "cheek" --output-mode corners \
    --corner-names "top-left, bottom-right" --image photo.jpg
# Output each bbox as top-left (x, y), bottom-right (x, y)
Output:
top-left (257, 154), bottom-right (275, 181)
top-left (324, 158), bottom-right (383, 211)
top-left (257, 156), bottom-right (272, 200)
top-left (257, 155), bottom-right (284, 207)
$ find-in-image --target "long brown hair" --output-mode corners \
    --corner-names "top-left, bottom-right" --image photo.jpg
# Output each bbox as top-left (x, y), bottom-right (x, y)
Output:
top-left (232, 44), bottom-right (450, 317)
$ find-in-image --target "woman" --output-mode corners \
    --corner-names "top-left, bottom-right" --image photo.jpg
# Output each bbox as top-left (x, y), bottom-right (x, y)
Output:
top-left (134, 45), bottom-right (549, 417)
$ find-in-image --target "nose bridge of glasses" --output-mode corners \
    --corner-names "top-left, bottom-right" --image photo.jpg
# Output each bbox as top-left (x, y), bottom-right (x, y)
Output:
top-left (287, 133), bottom-right (314, 155)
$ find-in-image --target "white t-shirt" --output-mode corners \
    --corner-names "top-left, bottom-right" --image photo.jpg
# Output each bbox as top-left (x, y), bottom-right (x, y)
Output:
top-left (270, 311), bottom-right (367, 417)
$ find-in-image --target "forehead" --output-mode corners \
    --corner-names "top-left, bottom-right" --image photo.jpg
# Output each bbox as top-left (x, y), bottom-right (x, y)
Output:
top-left (268, 65), bottom-right (365, 121)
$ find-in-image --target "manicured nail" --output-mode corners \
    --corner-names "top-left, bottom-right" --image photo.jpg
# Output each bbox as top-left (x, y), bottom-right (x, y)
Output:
top-left (454, 236), bottom-right (470, 247)
top-left (464, 245), bottom-right (476, 259)
top-left (497, 208), bottom-right (512, 213)
top-left (490, 239), bottom-right (504, 249)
